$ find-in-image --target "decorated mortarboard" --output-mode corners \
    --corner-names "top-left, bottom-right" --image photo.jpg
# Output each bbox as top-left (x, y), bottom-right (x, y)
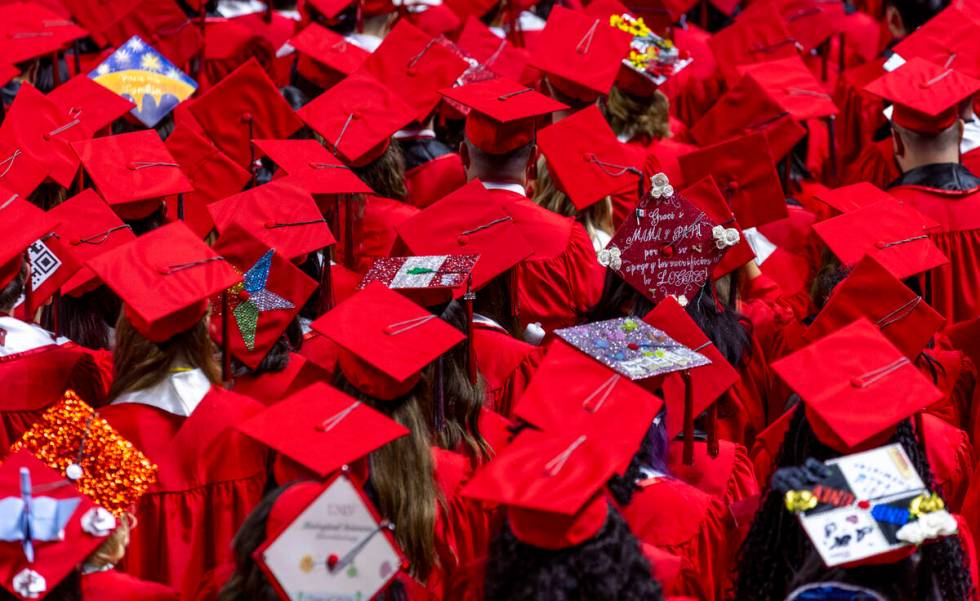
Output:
top-left (0, 2), bottom-right (86, 65)
top-left (602, 4), bottom-right (693, 96)
top-left (529, 6), bottom-right (633, 102)
top-left (71, 130), bottom-right (194, 220)
top-left (811, 199), bottom-right (947, 280)
top-left (804, 256), bottom-right (945, 359)
top-left (555, 316), bottom-right (711, 381)
top-left (772, 319), bottom-right (942, 453)
top-left (11, 390), bottom-right (158, 517)
top-left (189, 58), bottom-right (304, 168)
top-left (359, 255), bottom-right (478, 307)
top-left (513, 340), bottom-right (664, 473)
top-left (290, 23), bottom-right (370, 89)
top-left (0, 451), bottom-right (105, 601)
top-left (0, 194), bottom-right (58, 290)
top-left (207, 179), bottom-right (336, 261)
top-left (46, 76), bottom-right (135, 136)
top-left (601, 173), bottom-right (729, 305)
top-left (210, 223), bottom-right (318, 370)
top-left (814, 182), bottom-right (897, 214)
top-left (86, 221), bottom-right (241, 343)
top-left (678, 132), bottom-right (788, 229)
top-left (12, 230), bottom-right (82, 321)
top-left (238, 382), bottom-right (409, 478)
top-left (310, 283), bottom-right (465, 401)
top-left (255, 474), bottom-right (407, 601)
top-left (537, 104), bottom-right (643, 210)
top-left (891, 6), bottom-right (980, 80)
top-left (87, 35), bottom-right (198, 128)
top-left (455, 17), bottom-right (530, 84)
top-left (776, 443), bottom-right (957, 568)
top-left (865, 58), bottom-right (980, 134)
top-left (252, 139), bottom-right (373, 196)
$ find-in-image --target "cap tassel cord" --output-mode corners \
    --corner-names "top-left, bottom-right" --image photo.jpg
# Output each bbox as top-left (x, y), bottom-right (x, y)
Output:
top-left (749, 38), bottom-right (803, 55)
top-left (497, 87), bottom-right (533, 101)
top-left (576, 19), bottom-right (600, 54)
top-left (459, 216), bottom-right (513, 237)
top-left (9, 31), bottom-right (54, 39)
top-left (879, 234), bottom-right (928, 248)
top-left (127, 161), bottom-right (180, 170)
top-left (334, 113), bottom-right (356, 151)
top-left (747, 110), bottom-right (791, 133)
top-left (543, 435), bottom-right (587, 476)
top-left (309, 162), bottom-right (351, 170)
top-left (72, 225), bottom-right (132, 246)
top-left (317, 400), bottom-right (361, 432)
top-left (330, 520), bottom-right (395, 573)
top-left (265, 218), bottom-right (328, 229)
top-left (786, 87), bottom-right (833, 100)
top-left (785, 6), bottom-right (821, 20)
top-left (45, 119), bottom-right (80, 138)
top-left (164, 255), bottom-right (225, 274)
top-left (0, 193), bottom-right (18, 209)
top-left (406, 38), bottom-right (438, 72)
top-left (692, 340), bottom-right (712, 353)
top-left (384, 314), bottom-right (436, 335)
top-left (681, 369), bottom-right (695, 465)
top-left (876, 296), bottom-right (922, 329)
top-left (464, 275), bottom-right (477, 385)
top-left (944, 53), bottom-right (957, 69)
top-left (0, 149), bottom-right (22, 179)
top-left (850, 357), bottom-right (910, 389)
top-left (921, 69), bottom-right (953, 88)
top-left (582, 374), bottom-right (620, 413)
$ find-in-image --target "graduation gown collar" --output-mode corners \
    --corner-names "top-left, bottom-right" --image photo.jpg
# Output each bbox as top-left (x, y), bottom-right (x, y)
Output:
top-left (111, 368), bottom-right (212, 417)
top-left (888, 163), bottom-right (980, 193)
top-left (0, 316), bottom-right (67, 357)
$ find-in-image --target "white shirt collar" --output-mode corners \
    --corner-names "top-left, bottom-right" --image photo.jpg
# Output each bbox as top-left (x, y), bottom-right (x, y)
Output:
top-left (393, 128), bottom-right (437, 140)
top-left (481, 181), bottom-right (527, 197)
top-left (347, 33), bottom-right (383, 53)
top-left (111, 368), bottom-right (212, 417)
top-left (216, 0), bottom-right (267, 18)
top-left (962, 117), bottom-right (980, 156)
top-left (0, 316), bottom-right (67, 357)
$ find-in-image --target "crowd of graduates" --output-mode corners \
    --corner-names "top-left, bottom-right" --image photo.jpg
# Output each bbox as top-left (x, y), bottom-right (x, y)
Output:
top-left (0, 0), bottom-right (979, 598)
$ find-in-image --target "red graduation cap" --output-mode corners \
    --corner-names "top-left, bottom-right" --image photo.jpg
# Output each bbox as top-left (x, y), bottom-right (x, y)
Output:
top-left (237, 382), bottom-right (409, 477)
top-left (208, 179), bottom-right (336, 261)
top-left (310, 282), bottom-right (465, 400)
top-left (395, 179), bottom-right (535, 291)
top-left (290, 23), bottom-right (369, 90)
top-left (189, 58), bottom-right (304, 168)
top-left (46, 75), bottom-right (135, 135)
top-left (813, 182), bottom-right (897, 214)
top-left (211, 223), bottom-right (319, 370)
top-left (0, 193), bottom-right (58, 290)
top-left (396, 0), bottom-right (462, 37)
top-left (804, 256), bottom-right (945, 359)
top-left (811, 199), bottom-right (947, 280)
top-left (0, 64), bottom-right (17, 87)
top-left (772, 318), bottom-right (943, 452)
top-left (707, 11), bottom-right (801, 86)
top-left (681, 176), bottom-right (754, 278)
top-left (456, 16), bottom-right (531, 84)
top-left (865, 58), bottom-right (980, 134)
top-left (537, 104), bottom-right (642, 210)
top-left (678, 131), bottom-right (788, 228)
top-left (0, 2), bottom-right (86, 64)
top-left (252, 139), bottom-right (373, 195)
top-left (86, 221), bottom-right (241, 343)
top-left (71, 130), bottom-right (194, 220)
top-left (892, 6), bottom-right (980, 79)
top-left (440, 77), bottom-right (567, 155)
top-left (529, 5), bottom-right (633, 102)
top-left (736, 56), bottom-right (839, 120)
top-left (777, 0), bottom-right (844, 53)
top-left (14, 232), bottom-right (81, 320)
top-left (48, 189), bottom-right (136, 297)
top-left (298, 72), bottom-right (417, 167)
top-left (359, 21), bottom-right (469, 122)
top-left (91, 1), bottom-right (203, 69)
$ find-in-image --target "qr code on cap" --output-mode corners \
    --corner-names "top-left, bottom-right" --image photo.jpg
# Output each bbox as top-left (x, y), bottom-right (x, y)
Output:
top-left (28, 239), bottom-right (62, 291)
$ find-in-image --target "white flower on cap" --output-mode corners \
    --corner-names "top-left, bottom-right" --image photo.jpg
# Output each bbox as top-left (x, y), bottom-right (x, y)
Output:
top-left (12, 568), bottom-right (46, 598)
top-left (650, 173), bottom-right (674, 199)
top-left (896, 509), bottom-right (958, 545)
top-left (80, 507), bottom-right (117, 538)
top-left (712, 225), bottom-right (741, 249)
top-left (597, 246), bottom-right (622, 270)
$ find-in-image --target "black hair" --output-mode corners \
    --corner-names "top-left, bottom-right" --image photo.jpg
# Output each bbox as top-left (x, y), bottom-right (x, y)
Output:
top-left (886, 0), bottom-right (949, 32)
top-left (0, 262), bottom-right (25, 313)
top-left (485, 503), bottom-right (664, 601)
top-left (40, 285), bottom-right (121, 350)
top-left (230, 317), bottom-right (303, 378)
top-left (607, 417), bottom-right (669, 507)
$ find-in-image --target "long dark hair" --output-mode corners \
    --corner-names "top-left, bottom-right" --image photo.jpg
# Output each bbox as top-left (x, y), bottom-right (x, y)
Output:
top-left (218, 484), bottom-right (293, 601)
top-left (732, 405), bottom-right (974, 601)
top-left (607, 417), bottom-right (670, 507)
top-left (485, 503), bottom-right (664, 601)
top-left (40, 286), bottom-right (121, 351)
top-left (352, 141), bottom-right (407, 201)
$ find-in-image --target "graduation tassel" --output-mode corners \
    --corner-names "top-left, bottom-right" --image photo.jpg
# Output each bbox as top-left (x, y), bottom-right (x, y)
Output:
top-left (51, 51), bottom-right (62, 88)
top-left (820, 39), bottom-right (829, 82)
top-left (244, 115), bottom-right (257, 187)
top-left (72, 41), bottom-right (81, 76)
top-left (837, 32), bottom-right (846, 74)
top-left (318, 248), bottom-right (333, 315)
top-left (176, 192), bottom-right (185, 221)
top-left (343, 194), bottom-right (355, 270)
top-left (193, 3), bottom-right (207, 81)
top-left (464, 275), bottom-right (477, 385)
top-left (699, 0), bottom-right (708, 29)
top-left (435, 356), bottom-right (445, 432)
top-left (706, 402), bottom-right (719, 458)
top-left (826, 114), bottom-right (838, 181)
top-left (221, 290), bottom-right (232, 385)
top-left (780, 153), bottom-right (792, 196)
top-left (681, 369), bottom-right (695, 466)
top-left (52, 289), bottom-right (61, 339)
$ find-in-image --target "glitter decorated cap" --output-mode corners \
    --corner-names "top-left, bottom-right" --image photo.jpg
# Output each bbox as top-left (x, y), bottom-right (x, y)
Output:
top-left (0, 451), bottom-right (102, 601)
top-left (813, 182), bottom-right (897, 214)
top-left (237, 382), bottom-right (410, 478)
top-left (359, 255), bottom-right (478, 307)
top-left (310, 282), bottom-right (466, 400)
top-left (772, 319), bottom-right (943, 453)
top-left (11, 391), bottom-right (157, 517)
top-left (252, 139), bottom-right (373, 196)
top-left (211, 223), bottom-right (319, 370)
top-left (207, 179), bottom-right (336, 261)
top-left (86, 221), bottom-right (241, 343)
top-left (0, 194), bottom-right (58, 290)
top-left (811, 199), bottom-right (947, 280)
top-left (865, 58), bottom-right (980, 134)
top-left (71, 130), bottom-right (194, 220)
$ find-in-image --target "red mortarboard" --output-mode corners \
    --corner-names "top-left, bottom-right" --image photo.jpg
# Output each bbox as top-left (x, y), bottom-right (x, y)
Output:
top-left (0, 194), bottom-right (58, 289)
top-left (813, 182), bottom-right (897, 214)
top-left (360, 21), bottom-right (469, 122)
top-left (804, 256), bottom-right (945, 359)
top-left (396, 0), bottom-right (462, 37)
top-left (211, 223), bottom-right (318, 370)
top-left (208, 180), bottom-right (335, 261)
top-left (772, 318), bottom-right (942, 452)
top-left (514, 340), bottom-right (664, 473)
top-left (865, 58), bottom-right (980, 134)
top-left (359, 254), bottom-right (479, 307)
top-left (708, 10), bottom-right (801, 85)
top-left (395, 179), bottom-right (535, 291)
top-left (252, 139), bottom-right (373, 195)
top-left (71, 130), bottom-right (193, 220)
top-left (0, 451), bottom-right (102, 601)
top-left (811, 199), bottom-right (947, 280)
top-left (86, 221), bottom-right (241, 343)
top-left (678, 132), bottom-right (788, 228)
top-left (681, 176), bottom-right (754, 278)
top-left (892, 7), bottom-right (980, 79)
top-left (456, 17), bottom-right (530, 84)
top-left (189, 58), bottom-right (304, 168)
top-left (238, 382), bottom-right (409, 477)
top-left (96, 1), bottom-right (203, 69)
top-left (537, 104), bottom-right (642, 210)
top-left (530, 6), bottom-right (633, 102)
top-left (14, 232), bottom-right (81, 319)
top-left (462, 429), bottom-right (620, 549)
top-left (290, 23), bottom-right (369, 89)
top-left (0, 2), bottom-right (86, 64)
top-left (440, 78), bottom-right (567, 155)
top-left (310, 282), bottom-right (465, 400)
top-left (46, 76), bottom-right (135, 135)
top-left (298, 72), bottom-right (416, 167)
top-left (48, 189), bottom-right (136, 297)
top-left (304, 0), bottom-right (356, 19)
top-left (777, 0), bottom-right (844, 53)
top-left (736, 57), bottom-right (839, 120)
top-left (0, 64), bottom-right (17, 87)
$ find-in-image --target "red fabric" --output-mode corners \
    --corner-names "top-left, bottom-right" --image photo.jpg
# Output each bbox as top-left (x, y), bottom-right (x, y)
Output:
top-left (711, 335), bottom-right (772, 448)
top-left (199, 19), bottom-right (277, 92)
top-left (667, 439), bottom-right (761, 506)
top-left (749, 408), bottom-right (795, 489)
top-left (82, 569), bottom-right (179, 601)
top-left (832, 58), bottom-right (887, 172)
top-left (920, 348), bottom-right (976, 432)
top-left (341, 195), bottom-right (420, 274)
top-left (888, 184), bottom-right (980, 324)
top-left (231, 353), bottom-right (331, 405)
top-left (100, 388), bottom-right (268, 596)
top-left (404, 154), bottom-right (467, 210)
top-left (188, 563), bottom-right (234, 601)
top-left (921, 413), bottom-right (973, 513)
top-left (472, 321), bottom-right (544, 419)
top-left (842, 138), bottom-right (900, 189)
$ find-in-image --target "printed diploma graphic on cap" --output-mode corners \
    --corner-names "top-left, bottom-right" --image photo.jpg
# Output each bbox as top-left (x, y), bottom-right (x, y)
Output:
top-left (89, 36), bottom-right (198, 128)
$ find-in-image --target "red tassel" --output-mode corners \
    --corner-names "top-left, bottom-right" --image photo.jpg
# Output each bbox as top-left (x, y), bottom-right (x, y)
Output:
top-left (319, 249), bottom-right (334, 315)
top-left (465, 275), bottom-right (477, 385)
top-left (706, 403), bottom-right (719, 458)
top-left (221, 291), bottom-right (232, 386)
top-left (343, 195), bottom-right (355, 270)
top-left (509, 269), bottom-right (519, 319)
top-left (681, 370), bottom-right (694, 466)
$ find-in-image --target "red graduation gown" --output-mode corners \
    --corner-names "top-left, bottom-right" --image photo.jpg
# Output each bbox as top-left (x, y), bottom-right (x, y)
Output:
top-left (405, 153), bottom-right (467, 210)
top-left (472, 319), bottom-right (544, 419)
top-left (888, 182), bottom-right (980, 324)
top-left (842, 137), bottom-right (900, 189)
top-left (82, 569), bottom-right (179, 601)
top-left (343, 194), bottom-right (420, 274)
top-left (231, 352), bottom-right (330, 405)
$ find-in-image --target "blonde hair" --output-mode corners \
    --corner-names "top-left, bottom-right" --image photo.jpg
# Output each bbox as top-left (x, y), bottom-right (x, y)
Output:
top-left (532, 157), bottom-right (613, 244)
top-left (86, 513), bottom-right (134, 568)
top-left (602, 86), bottom-right (671, 142)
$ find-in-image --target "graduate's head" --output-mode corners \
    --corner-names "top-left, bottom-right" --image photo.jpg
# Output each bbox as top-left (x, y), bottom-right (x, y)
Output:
top-left (0, 259), bottom-right (25, 314)
top-left (601, 85), bottom-right (671, 142)
top-left (460, 136), bottom-right (536, 185)
top-left (891, 120), bottom-right (964, 172)
top-left (885, 0), bottom-right (948, 38)
top-left (351, 138), bottom-right (407, 200)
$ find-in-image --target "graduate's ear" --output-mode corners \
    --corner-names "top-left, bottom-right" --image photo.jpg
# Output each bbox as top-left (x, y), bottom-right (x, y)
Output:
top-left (460, 141), bottom-right (470, 171)
top-left (885, 5), bottom-right (906, 38)
top-left (526, 145), bottom-right (539, 182)
top-left (892, 128), bottom-right (906, 160)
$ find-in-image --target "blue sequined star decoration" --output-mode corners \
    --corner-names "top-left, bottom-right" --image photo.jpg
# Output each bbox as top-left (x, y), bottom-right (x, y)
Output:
top-left (233, 250), bottom-right (294, 350)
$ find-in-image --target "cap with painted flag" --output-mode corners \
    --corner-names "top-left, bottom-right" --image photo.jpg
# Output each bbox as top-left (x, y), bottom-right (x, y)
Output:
top-left (772, 318), bottom-right (943, 452)
top-left (865, 58), bottom-right (980, 134)
top-left (359, 255), bottom-right (479, 306)
top-left (86, 221), bottom-right (241, 343)
top-left (440, 77), bottom-right (567, 155)
top-left (252, 139), bottom-right (373, 196)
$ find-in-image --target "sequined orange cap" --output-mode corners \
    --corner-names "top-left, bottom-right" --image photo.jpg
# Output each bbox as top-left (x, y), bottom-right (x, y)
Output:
top-left (11, 391), bottom-right (158, 517)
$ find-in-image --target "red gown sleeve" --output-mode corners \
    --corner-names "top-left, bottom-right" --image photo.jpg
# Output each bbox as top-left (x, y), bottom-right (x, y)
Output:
top-left (922, 414), bottom-right (974, 512)
top-left (82, 569), bottom-right (180, 601)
